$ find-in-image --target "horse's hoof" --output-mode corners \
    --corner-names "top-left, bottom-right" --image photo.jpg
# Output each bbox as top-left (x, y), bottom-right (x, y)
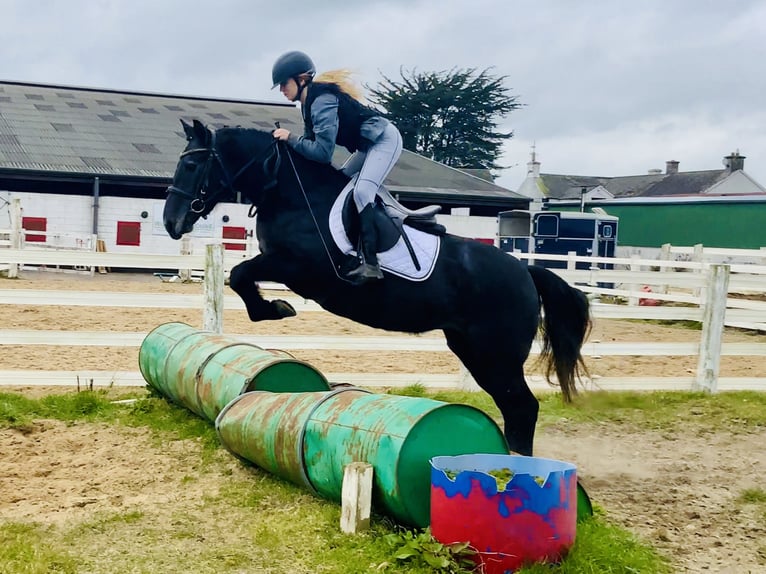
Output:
top-left (273, 299), bottom-right (297, 318)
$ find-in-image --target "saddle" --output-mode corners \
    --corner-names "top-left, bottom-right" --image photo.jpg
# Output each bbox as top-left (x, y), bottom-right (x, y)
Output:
top-left (340, 184), bottom-right (446, 273)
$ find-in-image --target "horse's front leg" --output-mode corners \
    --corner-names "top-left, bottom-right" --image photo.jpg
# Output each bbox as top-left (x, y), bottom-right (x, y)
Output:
top-left (228, 255), bottom-right (297, 322)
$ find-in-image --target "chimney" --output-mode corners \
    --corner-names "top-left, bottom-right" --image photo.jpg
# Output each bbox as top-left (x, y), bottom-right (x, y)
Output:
top-left (665, 160), bottom-right (679, 175)
top-left (647, 168), bottom-right (662, 175)
top-left (724, 150), bottom-right (745, 172)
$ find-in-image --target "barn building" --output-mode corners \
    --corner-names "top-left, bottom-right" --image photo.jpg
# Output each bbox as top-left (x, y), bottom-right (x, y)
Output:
top-left (0, 80), bottom-right (527, 255)
top-left (516, 148), bottom-right (766, 250)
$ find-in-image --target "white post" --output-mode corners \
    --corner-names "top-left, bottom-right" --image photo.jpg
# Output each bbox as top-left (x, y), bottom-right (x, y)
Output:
top-left (694, 264), bottom-right (730, 393)
top-left (458, 364), bottom-right (481, 392)
top-left (88, 233), bottom-right (97, 277)
top-left (657, 243), bottom-right (671, 294)
top-left (340, 462), bottom-right (373, 534)
top-left (203, 243), bottom-right (225, 333)
top-left (627, 254), bottom-right (641, 306)
top-left (179, 236), bottom-right (192, 283)
top-left (8, 198), bottom-right (22, 278)
top-left (692, 243), bottom-right (704, 298)
top-left (566, 251), bottom-right (576, 271)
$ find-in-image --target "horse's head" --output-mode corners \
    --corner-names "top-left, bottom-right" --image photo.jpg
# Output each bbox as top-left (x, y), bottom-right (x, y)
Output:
top-left (163, 119), bottom-right (280, 240)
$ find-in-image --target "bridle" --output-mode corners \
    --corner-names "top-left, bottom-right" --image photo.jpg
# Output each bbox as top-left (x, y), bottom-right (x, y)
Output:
top-left (167, 126), bottom-right (355, 282)
top-left (166, 129), bottom-right (280, 215)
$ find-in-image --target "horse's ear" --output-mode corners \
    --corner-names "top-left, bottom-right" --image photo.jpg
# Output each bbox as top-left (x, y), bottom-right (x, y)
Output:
top-left (192, 119), bottom-right (210, 144)
top-left (180, 119), bottom-right (195, 141)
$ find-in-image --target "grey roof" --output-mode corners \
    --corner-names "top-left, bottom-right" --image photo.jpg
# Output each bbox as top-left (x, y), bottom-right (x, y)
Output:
top-left (539, 170), bottom-right (730, 199)
top-left (0, 80), bottom-right (525, 201)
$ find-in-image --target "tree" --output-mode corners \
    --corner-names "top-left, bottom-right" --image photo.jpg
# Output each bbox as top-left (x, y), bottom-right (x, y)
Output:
top-left (368, 67), bottom-right (522, 173)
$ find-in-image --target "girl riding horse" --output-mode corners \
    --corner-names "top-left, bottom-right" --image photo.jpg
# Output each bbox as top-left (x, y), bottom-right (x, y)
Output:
top-left (271, 50), bottom-right (402, 285)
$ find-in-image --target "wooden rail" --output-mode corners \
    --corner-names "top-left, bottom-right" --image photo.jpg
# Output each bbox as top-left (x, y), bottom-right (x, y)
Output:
top-left (2, 244), bottom-right (766, 393)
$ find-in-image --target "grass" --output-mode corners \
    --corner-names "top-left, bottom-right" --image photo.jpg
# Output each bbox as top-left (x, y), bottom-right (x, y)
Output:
top-left (399, 385), bottom-right (766, 434)
top-left (8, 387), bottom-right (762, 573)
top-left (538, 389), bottom-right (766, 433)
top-left (0, 522), bottom-right (77, 574)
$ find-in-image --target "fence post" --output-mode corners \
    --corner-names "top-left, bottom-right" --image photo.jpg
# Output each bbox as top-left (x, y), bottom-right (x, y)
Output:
top-left (178, 236), bottom-right (192, 282)
top-left (458, 365), bottom-right (481, 392)
top-left (627, 254), bottom-right (641, 306)
top-left (203, 243), bottom-right (225, 333)
top-left (693, 264), bottom-right (730, 393)
top-left (8, 198), bottom-right (23, 278)
top-left (340, 462), bottom-right (373, 534)
top-left (566, 251), bottom-right (576, 271)
top-left (657, 243), bottom-right (672, 294)
top-left (692, 243), bottom-right (704, 298)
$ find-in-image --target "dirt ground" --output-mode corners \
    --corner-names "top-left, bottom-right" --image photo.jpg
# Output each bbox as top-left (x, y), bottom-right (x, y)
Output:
top-left (1, 269), bottom-right (765, 573)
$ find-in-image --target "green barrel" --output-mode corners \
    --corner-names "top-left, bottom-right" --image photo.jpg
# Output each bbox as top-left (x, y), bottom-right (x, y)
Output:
top-left (139, 322), bottom-right (198, 394)
top-left (139, 321), bottom-right (233, 415)
top-left (265, 349), bottom-right (295, 358)
top-left (159, 329), bottom-right (236, 417)
top-left (139, 322), bottom-right (330, 423)
top-left (214, 388), bottom-right (509, 527)
top-left (196, 344), bottom-right (329, 422)
top-left (215, 391), bottom-right (327, 489)
top-left (303, 389), bottom-right (509, 527)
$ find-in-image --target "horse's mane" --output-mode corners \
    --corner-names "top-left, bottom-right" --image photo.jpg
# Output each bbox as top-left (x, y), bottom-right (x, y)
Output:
top-left (215, 125), bottom-right (347, 193)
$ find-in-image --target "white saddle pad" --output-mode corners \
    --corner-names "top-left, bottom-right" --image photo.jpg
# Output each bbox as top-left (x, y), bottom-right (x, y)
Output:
top-left (328, 182), bottom-right (440, 281)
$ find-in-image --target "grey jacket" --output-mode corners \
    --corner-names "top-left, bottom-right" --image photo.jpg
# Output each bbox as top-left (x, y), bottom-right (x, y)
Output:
top-left (287, 92), bottom-right (389, 164)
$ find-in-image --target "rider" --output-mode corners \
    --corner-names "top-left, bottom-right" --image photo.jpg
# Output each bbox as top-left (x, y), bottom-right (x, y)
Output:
top-left (271, 50), bottom-right (403, 284)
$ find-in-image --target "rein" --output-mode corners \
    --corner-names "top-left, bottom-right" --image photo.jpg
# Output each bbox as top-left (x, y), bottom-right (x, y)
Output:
top-left (281, 146), bottom-right (356, 284)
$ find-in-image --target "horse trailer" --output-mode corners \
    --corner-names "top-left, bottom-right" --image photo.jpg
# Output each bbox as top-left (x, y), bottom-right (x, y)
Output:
top-left (498, 209), bottom-right (619, 269)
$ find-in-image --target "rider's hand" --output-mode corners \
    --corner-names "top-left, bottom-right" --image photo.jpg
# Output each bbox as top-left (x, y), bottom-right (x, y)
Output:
top-left (273, 128), bottom-right (291, 141)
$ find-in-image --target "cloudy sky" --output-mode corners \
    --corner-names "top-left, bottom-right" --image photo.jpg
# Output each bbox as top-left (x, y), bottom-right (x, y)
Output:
top-left (3, 0), bottom-right (765, 190)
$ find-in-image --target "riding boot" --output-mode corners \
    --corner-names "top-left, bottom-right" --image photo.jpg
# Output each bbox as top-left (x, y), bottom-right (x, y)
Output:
top-left (346, 204), bottom-right (384, 284)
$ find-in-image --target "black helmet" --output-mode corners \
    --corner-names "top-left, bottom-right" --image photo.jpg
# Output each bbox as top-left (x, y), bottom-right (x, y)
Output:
top-left (272, 51), bottom-right (315, 88)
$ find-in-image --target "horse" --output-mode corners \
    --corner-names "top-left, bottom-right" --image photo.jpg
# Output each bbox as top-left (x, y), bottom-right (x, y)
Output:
top-left (163, 119), bottom-right (590, 456)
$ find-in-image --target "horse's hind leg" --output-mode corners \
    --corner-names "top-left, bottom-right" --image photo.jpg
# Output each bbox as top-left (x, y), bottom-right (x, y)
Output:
top-left (444, 328), bottom-right (539, 456)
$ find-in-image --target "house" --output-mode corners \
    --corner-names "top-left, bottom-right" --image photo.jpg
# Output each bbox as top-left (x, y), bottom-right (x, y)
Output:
top-left (514, 148), bottom-right (766, 250)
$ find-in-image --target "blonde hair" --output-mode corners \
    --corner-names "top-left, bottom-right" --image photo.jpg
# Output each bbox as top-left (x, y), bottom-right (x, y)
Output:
top-left (314, 69), bottom-right (366, 103)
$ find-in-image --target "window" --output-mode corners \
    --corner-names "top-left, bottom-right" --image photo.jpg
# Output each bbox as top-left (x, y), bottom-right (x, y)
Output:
top-left (116, 221), bottom-right (141, 246)
top-left (222, 226), bottom-right (247, 251)
top-left (22, 217), bottom-right (47, 243)
top-left (535, 214), bottom-right (559, 238)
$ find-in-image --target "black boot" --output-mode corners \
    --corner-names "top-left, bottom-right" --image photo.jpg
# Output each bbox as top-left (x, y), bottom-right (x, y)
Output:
top-left (346, 204), bottom-right (384, 285)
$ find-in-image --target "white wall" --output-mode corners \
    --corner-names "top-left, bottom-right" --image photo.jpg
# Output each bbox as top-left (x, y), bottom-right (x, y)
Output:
top-left (705, 170), bottom-right (766, 195)
top-left (437, 214), bottom-right (498, 244)
top-left (3, 190), bottom-right (502, 254)
top-left (0, 191), bottom-right (257, 256)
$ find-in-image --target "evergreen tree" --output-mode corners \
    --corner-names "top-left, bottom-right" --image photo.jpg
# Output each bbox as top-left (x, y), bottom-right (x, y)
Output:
top-left (368, 68), bottom-right (522, 173)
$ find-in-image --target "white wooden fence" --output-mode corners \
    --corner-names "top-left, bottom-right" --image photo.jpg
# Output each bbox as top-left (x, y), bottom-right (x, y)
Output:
top-left (2, 241), bottom-right (766, 393)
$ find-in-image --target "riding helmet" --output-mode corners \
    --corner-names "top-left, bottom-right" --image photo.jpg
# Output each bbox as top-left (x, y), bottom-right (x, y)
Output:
top-left (272, 51), bottom-right (315, 88)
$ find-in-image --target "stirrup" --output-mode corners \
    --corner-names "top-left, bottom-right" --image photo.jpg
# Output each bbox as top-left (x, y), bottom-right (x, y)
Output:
top-left (346, 262), bottom-right (383, 284)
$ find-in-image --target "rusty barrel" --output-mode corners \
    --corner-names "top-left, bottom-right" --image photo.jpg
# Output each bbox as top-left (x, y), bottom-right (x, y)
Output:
top-left (195, 343), bottom-right (328, 422)
top-left (138, 322), bottom-right (329, 422)
top-left (215, 388), bottom-right (509, 527)
top-left (139, 322), bottom-right (231, 416)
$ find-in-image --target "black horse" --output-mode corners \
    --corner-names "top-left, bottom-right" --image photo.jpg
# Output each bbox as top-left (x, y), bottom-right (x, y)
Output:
top-left (163, 119), bottom-right (590, 456)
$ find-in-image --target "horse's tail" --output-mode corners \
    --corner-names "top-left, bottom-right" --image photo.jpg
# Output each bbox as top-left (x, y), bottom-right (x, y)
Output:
top-left (527, 265), bottom-right (591, 402)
